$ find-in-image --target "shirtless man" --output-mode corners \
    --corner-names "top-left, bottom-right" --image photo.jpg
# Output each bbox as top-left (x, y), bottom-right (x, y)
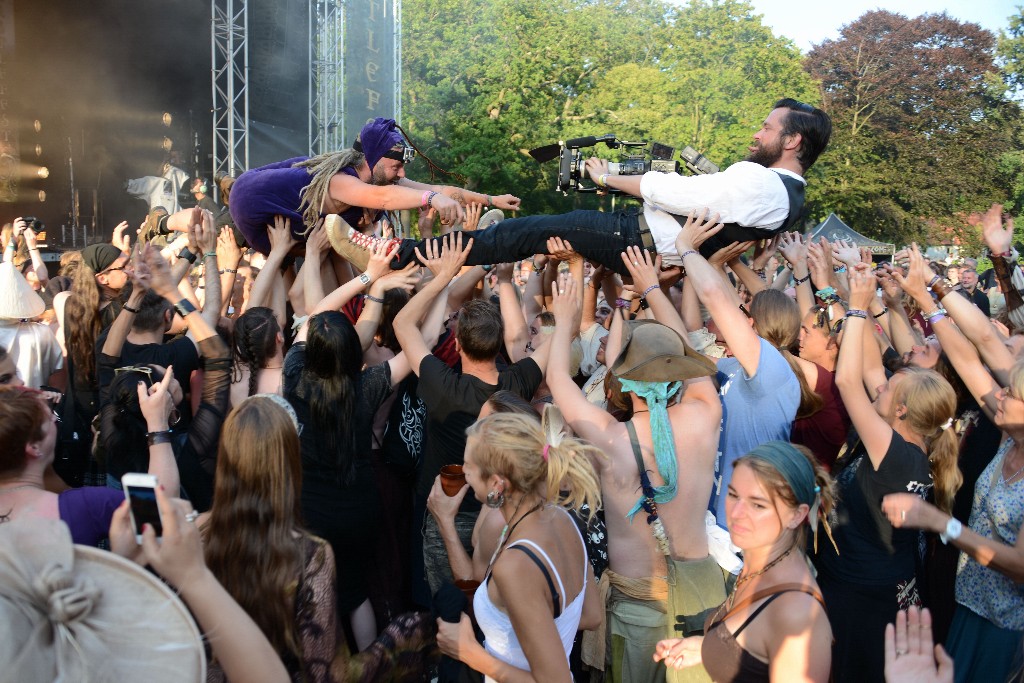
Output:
top-left (548, 275), bottom-right (725, 683)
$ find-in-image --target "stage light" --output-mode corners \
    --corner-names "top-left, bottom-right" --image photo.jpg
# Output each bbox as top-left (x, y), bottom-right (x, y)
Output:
top-left (33, 120), bottom-right (41, 133)
top-left (161, 137), bottom-right (173, 151)
top-left (162, 112), bottom-right (173, 127)
top-left (37, 166), bottom-right (49, 179)
top-left (34, 144), bottom-right (42, 157)
top-left (38, 190), bottom-right (45, 202)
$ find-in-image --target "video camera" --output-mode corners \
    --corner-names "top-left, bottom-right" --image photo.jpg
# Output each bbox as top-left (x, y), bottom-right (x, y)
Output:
top-left (528, 135), bottom-right (719, 194)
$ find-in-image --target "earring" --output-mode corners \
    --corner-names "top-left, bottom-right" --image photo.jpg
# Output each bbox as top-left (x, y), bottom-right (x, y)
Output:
top-left (486, 489), bottom-right (505, 509)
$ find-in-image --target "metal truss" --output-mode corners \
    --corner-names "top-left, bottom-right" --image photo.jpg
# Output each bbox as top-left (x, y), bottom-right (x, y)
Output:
top-left (393, 0), bottom-right (402, 124)
top-left (211, 0), bottom-right (249, 181)
top-left (310, 0), bottom-right (344, 155)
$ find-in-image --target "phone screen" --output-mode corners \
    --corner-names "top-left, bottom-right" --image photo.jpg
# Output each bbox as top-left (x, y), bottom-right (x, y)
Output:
top-left (125, 484), bottom-right (163, 537)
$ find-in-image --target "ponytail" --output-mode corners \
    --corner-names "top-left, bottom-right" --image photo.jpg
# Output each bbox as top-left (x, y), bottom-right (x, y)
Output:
top-left (543, 438), bottom-right (603, 525)
top-left (928, 425), bottom-right (962, 515)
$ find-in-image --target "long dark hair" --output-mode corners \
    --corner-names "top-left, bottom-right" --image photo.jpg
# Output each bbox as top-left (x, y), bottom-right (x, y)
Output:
top-left (233, 307), bottom-right (281, 397)
top-left (294, 311), bottom-right (362, 484)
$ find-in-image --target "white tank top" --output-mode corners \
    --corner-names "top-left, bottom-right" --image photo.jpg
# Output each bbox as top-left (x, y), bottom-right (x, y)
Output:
top-left (472, 507), bottom-right (588, 680)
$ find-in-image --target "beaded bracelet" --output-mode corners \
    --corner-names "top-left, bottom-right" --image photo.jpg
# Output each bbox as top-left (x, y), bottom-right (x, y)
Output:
top-left (615, 297), bottom-right (631, 309)
top-left (815, 286), bottom-right (837, 300)
top-left (426, 191), bottom-right (439, 209)
top-left (642, 284), bottom-right (659, 298)
top-left (845, 309), bottom-right (868, 319)
top-left (793, 273), bottom-right (811, 285)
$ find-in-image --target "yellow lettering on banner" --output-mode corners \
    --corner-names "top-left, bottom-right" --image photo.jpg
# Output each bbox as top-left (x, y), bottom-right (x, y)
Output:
top-left (369, 0), bottom-right (385, 21)
top-left (367, 89), bottom-right (381, 109)
top-left (366, 62), bottom-right (379, 82)
top-left (367, 29), bottom-right (380, 54)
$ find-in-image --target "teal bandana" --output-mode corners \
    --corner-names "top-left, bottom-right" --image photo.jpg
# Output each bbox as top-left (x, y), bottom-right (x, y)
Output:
top-left (619, 378), bottom-right (682, 521)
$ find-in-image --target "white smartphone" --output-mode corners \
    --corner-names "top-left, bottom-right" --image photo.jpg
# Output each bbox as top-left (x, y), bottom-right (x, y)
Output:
top-left (121, 473), bottom-right (162, 543)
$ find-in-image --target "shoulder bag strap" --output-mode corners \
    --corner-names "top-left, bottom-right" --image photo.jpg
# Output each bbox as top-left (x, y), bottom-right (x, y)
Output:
top-left (624, 420), bottom-right (645, 477)
top-left (715, 582), bottom-right (825, 626)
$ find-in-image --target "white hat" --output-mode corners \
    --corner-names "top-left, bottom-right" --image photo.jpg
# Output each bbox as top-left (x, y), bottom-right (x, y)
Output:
top-left (0, 518), bottom-right (205, 682)
top-left (0, 261), bottom-right (45, 320)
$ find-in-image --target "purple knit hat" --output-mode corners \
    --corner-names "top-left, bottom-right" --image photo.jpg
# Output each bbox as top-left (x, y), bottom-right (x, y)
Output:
top-left (358, 118), bottom-right (405, 169)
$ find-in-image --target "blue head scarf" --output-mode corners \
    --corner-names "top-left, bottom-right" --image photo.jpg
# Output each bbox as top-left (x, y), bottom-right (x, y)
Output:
top-left (742, 441), bottom-right (823, 540)
top-left (620, 378), bottom-right (682, 521)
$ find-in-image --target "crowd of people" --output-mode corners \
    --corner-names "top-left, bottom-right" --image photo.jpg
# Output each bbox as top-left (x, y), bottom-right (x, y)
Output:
top-left (1, 102), bottom-right (1022, 683)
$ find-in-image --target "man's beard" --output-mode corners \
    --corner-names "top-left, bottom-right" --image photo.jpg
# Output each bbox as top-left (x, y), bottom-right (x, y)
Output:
top-left (745, 138), bottom-right (784, 167)
top-left (371, 165), bottom-right (391, 186)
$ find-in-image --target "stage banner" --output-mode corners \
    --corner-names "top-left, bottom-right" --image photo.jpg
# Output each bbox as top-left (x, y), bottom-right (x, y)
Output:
top-left (344, 0), bottom-right (397, 145)
top-left (0, 0), bottom-right (16, 202)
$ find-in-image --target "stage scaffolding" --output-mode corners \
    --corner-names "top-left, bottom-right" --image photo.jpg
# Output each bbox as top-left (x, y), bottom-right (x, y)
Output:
top-left (212, 0), bottom-right (402, 176)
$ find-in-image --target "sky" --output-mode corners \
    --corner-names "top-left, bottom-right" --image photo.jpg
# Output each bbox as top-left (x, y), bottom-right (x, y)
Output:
top-left (747, 0), bottom-right (1019, 51)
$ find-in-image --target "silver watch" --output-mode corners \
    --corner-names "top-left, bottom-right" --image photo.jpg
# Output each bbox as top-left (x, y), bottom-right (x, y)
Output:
top-left (358, 273), bottom-right (371, 286)
top-left (940, 517), bottom-right (962, 545)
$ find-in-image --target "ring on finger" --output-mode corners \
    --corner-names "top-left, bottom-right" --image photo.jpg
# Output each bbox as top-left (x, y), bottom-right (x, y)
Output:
top-left (185, 510), bottom-right (199, 523)
top-left (901, 510), bottom-right (906, 521)
top-left (896, 649), bottom-right (908, 657)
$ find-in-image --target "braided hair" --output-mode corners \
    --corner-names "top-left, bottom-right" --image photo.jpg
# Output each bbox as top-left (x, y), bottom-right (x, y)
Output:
top-left (232, 307), bottom-right (281, 398)
top-left (294, 149), bottom-right (365, 236)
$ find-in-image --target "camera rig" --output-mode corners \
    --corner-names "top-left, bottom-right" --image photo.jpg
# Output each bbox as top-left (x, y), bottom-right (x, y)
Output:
top-left (528, 134), bottom-right (719, 194)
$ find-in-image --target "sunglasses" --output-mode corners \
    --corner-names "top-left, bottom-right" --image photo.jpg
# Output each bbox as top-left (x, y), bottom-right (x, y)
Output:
top-left (115, 365), bottom-right (155, 387)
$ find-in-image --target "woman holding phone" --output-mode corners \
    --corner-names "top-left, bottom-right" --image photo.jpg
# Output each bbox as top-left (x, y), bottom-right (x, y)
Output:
top-left (0, 380), bottom-right (179, 546)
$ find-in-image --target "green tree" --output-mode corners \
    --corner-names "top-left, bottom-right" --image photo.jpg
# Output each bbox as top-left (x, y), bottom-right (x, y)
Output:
top-left (806, 10), bottom-right (1018, 247)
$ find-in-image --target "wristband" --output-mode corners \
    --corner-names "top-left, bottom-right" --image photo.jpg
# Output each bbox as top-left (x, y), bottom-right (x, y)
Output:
top-left (931, 281), bottom-right (952, 301)
top-left (615, 297), bottom-right (631, 309)
top-left (815, 286), bottom-right (837, 300)
top-left (178, 247), bottom-right (197, 263)
top-left (927, 275), bottom-right (941, 288)
top-left (122, 304), bottom-right (141, 314)
top-left (426, 191), bottom-right (439, 209)
top-left (793, 273), bottom-right (811, 285)
top-left (219, 268), bottom-right (238, 274)
top-left (679, 250), bottom-right (698, 261)
top-left (642, 284), bottom-right (659, 298)
top-left (203, 251), bottom-right (217, 259)
top-left (421, 190), bottom-right (433, 208)
top-left (364, 293), bottom-right (385, 304)
top-left (146, 430), bottom-right (173, 447)
top-left (873, 307), bottom-right (888, 318)
top-left (845, 309), bottom-right (868, 319)
top-left (596, 173), bottom-right (609, 188)
top-left (173, 298), bottom-right (198, 318)
top-left (485, 195), bottom-right (492, 207)
top-left (833, 265), bottom-right (848, 274)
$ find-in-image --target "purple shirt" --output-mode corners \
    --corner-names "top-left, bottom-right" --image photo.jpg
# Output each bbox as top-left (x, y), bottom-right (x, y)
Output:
top-left (58, 487), bottom-right (124, 546)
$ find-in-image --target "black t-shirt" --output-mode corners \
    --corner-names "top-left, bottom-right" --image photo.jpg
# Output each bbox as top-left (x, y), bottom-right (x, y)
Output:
top-left (283, 343), bottom-right (392, 485)
top-left (814, 431), bottom-right (932, 585)
top-left (415, 354), bottom-right (543, 502)
top-left (119, 336), bottom-right (201, 392)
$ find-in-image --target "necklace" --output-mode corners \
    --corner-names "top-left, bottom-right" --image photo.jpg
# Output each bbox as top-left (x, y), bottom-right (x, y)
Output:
top-left (484, 499), bottom-right (545, 579)
top-left (727, 544), bottom-right (794, 609)
top-left (0, 484), bottom-right (41, 494)
top-left (1001, 449), bottom-right (1024, 485)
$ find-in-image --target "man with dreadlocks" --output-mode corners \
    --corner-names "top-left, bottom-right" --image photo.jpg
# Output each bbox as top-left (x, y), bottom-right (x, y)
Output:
top-left (226, 118), bottom-right (521, 255)
top-left (548, 275), bottom-right (735, 683)
top-left (149, 118), bottom-right (521, 256)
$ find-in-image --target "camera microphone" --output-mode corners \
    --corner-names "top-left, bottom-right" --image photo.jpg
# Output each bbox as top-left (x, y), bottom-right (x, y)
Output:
top-left (564, 136), bottom-right (598, 148)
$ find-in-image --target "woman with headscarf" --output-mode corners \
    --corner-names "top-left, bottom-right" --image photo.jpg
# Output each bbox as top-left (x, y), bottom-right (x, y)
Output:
top-left (654, 441), bottom-right (835, 682)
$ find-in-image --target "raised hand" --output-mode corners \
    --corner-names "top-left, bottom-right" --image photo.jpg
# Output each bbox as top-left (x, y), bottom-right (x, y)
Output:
top-left (551, 272), bottom-right (580, 324)
top-left (778, 231), bottom-right (807, 267)
top-left (832, 239), bottom-right (860, 267)
top-left (884, 607), bottom-right (953, 683)
top-left (546, 236), bottom-right (579, 263)
top-left (112, 220), bottom-right (131, 252)
top-left (463, 202), bottom-right (483, 231)
top-left (708, 241), bottom-right (752, 271)
top-left (137, 364), bottom-right (176, 431)
top-left (979, 203), bottom-right (1014, 256)
top-left (267, 215), bottom-right (297, 255)
top-left (892, 243), bottom-right (937, 302)
top-left (675, 208), bottom-right (725, 254)
top-left (142, 243), bottom-right (178, 299)
top-left (217, 226), bottom-right (242, 270)
top-left (621, 245), bottom-right (661, 294)
top-left (366, 239), bottom-right (403, 282)
top-left (847, 263), bottom-right (876, 311)
top-left (304, 222), bottom-right (332, 259)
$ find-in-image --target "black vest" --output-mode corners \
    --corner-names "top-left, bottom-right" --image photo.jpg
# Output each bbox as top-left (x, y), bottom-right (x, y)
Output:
top-left (691, 170), bottom-right (805, 258)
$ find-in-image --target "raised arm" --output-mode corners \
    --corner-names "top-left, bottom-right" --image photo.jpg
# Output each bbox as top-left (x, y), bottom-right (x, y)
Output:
top-left (495, 262), bottom-right (530, 362)
top-left (194, 211), bottom-right (222, 330)
top-left (778, 232), bottom-right (814, 316)
top-left (397, 177), bottom-right (521, 213)
top-left (216, 227), bottom-right (242, 318)
top-left (248, 215), bottom-right (297, 313)
top-left (393, 233), bottom-right (473, 375)
top-left (835, 264), bottom-right (895, 468)
top-left (676, 210), bottom-right (762, 377)
top-left (621, 246), bottom-right (690, 340)
top-left (329, 172), bottom-right (465, 226)
top-left (548, 275), bottom-right (616, 446)
top-left (23, 226), bottom-right (49, 288)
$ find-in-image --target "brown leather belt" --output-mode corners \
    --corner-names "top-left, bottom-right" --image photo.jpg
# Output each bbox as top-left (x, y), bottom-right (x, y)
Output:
top-left (637, 214), bottom-right (657, 252)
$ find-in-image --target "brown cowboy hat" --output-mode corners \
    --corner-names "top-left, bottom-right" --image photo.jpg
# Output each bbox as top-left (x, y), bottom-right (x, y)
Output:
top-left (610, 320), bottom-right (717, 382)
